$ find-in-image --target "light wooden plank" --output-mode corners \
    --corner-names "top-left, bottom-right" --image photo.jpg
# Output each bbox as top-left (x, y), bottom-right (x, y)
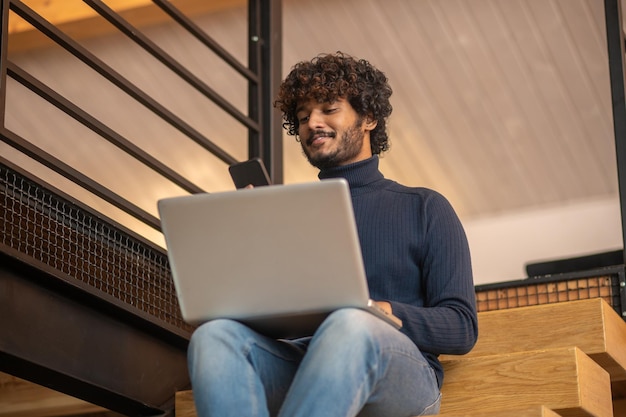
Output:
top-left (12, 0), bottom-right (244, 33)
top-left (440, 347), bottom-right (612, 417)
top-left (441, 298), bottom-right (626, 382)
top-left (437, 405), bottom-right (561, 417)
top-left (10, 0), bottom-right (159, 33)
top-left (469, 0), bottom-right (580, 203)
top-left (175, 392), bottom-right (564, 417)
top-left (527, 0), bottom-right (614, 189)
top-left (0, 372), bottom-right (105, 417)
top-left (8, 0), bottom-right (245, 53)
top-left (177, 349), bottom-right (611, 417)
top-left (436, 0), bottom-right (543, 207)
top-left (175, 390), bottom-right (196, 417)
top-left (602, 298), bottom-right (626, 380)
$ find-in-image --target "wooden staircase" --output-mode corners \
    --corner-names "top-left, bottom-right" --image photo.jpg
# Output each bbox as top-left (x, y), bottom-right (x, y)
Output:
top-left (175, 298), bottom-right (625, 416)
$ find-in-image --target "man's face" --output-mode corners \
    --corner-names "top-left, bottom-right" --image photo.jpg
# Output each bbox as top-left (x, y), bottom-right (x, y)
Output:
top-left (295, 97), bottom-right (376, 170)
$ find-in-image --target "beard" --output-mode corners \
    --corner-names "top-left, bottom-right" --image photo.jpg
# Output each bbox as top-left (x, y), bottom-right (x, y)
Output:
top-left (302, 117), bottom-right (365, 170)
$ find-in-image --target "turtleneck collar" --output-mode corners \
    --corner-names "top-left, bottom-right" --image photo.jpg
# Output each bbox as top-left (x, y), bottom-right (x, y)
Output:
top-left (317, 156), bottom-right (384, 189)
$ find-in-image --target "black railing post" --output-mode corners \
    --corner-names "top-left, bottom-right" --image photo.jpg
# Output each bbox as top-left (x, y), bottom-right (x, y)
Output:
top-left (248, 0), bottom-right (262, 161)
top-left (0, 0), bottom-right (9, 127)
top-left (249, 0), bottom-right (283, 184)
top-left (604, 0), bottom-right (626, 275)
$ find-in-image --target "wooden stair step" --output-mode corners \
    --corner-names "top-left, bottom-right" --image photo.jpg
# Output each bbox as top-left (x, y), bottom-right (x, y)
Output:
top-left (439, 347), bottom-right (612, 417)
top-left (176, 390), bottom-right (196, 417)
top-left (176, 300), bottom-right (626, 417)
top-left (441, 298), bottom-right (626, 381)
top-left (176, 348), bottom-right (611, 417)
top-left (436, 405), bottom-right (561, 417)
top-left (0, 372), bottom-right (106, 417)
top-left (176, 394), bottom-right (565, 417)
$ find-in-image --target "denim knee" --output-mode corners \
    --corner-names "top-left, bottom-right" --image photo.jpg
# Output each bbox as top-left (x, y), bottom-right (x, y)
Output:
top-left (189, 319), bottom-right (248, 361)
top-left (191, 318), bottom-right (240, 344)
top-left (317, 308), bottom-right (385, 342)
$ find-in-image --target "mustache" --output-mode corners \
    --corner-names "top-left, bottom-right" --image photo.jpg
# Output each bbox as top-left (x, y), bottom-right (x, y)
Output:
top-left (306, 130), bottom-right (336, 145)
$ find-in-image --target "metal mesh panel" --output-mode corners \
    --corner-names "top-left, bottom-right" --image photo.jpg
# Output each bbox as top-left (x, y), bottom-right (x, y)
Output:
top-left (2, 163), bottom-right (623, 334)
top-left (476, 274), bottom-right (619, 313)
top-left (0, 161), bottom-right (193, 334)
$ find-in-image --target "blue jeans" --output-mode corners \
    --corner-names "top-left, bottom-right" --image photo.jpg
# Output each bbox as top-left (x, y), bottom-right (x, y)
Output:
top-left (188, 308), bottom-right (441, 417)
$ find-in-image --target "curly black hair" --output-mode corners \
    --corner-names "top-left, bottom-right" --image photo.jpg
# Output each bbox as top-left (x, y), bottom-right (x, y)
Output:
top-left (274, 52), bottom-right (393, 155)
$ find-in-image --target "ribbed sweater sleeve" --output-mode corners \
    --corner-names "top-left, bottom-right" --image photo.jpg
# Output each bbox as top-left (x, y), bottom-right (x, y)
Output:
top-left (319, 156), bottom-right (478, 386)
top-left (389, 192), bottom-right (477, 353)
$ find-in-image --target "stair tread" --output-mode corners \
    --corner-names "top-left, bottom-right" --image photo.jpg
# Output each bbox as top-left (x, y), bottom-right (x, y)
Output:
top-left (439, 347), bottom-right (612, 417)
top-left (441, 298), bottom-right (626, 381)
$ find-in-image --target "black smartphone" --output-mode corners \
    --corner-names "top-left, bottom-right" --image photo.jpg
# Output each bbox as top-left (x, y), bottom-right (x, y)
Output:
top-left (228, 157), bottom-right (272, 189)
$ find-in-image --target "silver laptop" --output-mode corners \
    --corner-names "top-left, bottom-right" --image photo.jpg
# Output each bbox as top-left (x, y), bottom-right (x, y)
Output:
top-left (157, 178), bottom-right (401, 338)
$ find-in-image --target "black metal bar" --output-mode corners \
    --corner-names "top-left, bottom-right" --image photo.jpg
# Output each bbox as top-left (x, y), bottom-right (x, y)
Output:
top-left (10, 0), bottom-right (238, 166)
top-left (260, 0), bottom-right (283, 184)
top-left (248, 0), bottom-right (283, 184)
top-left (84, 0), bottom-right (259, 133)
top-left (152, 0), bottom-right (258, 83)
top-left (248, 0), bottom-right (263, 161)
top-left (0, 0), bottom-right (8, 127)
top-left (0, 252), bottom-right (189, 417)
top-left (0, 127), bottom-right (163, 230)
top-left (619, 269), bottom-right (626, 319)
top-left (8, 62), bottom-right (206, 195)
top-left (604, 0), bottom-right (626, 274)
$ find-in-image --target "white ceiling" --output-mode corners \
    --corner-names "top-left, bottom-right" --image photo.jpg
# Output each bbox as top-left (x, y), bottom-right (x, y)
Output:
top-left (1, 0), bottom-right (622, 247)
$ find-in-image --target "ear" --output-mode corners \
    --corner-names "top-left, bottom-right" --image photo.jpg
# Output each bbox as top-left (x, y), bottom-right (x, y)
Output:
top-left (364, 115), bottom-right (378, 131)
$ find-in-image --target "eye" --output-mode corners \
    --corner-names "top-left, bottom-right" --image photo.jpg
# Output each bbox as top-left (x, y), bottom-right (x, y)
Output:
top-left (298, 115), bottom-right (310, 123)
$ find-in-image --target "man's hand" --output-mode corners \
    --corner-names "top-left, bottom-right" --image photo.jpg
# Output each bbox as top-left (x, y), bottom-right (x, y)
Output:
top-left (374, 301), bottom-right (393, 315)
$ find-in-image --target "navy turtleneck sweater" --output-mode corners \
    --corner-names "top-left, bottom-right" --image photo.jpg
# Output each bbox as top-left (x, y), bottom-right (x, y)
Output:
top-left (318, 156), bottom-right (478, 387)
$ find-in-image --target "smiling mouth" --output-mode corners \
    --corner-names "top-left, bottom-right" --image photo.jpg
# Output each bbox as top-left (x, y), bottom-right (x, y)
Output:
top-left (307, 131), bottom-right (335, 146)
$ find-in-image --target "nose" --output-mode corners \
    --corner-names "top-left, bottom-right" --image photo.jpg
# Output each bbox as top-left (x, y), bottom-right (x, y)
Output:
top-left (306, 109), bottom-right (325, 129)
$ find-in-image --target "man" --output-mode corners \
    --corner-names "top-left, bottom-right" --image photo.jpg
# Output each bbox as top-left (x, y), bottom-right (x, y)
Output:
top-left (187, 52), bottom-right (478, 417)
